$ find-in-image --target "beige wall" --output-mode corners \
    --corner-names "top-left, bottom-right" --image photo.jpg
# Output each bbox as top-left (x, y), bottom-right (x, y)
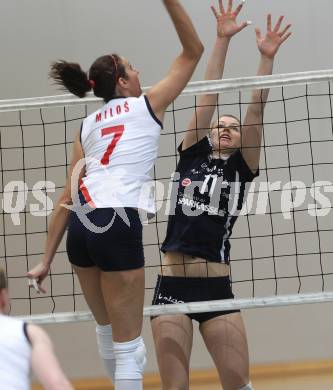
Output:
top-left (1, 0), bottom-right (333, 381)
top-left (2, 88), bottom-right (333, 379)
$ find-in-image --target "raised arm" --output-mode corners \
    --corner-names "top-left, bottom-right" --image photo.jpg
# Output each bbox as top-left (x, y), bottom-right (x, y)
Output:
top-left (241, 14), bottom-right (292, 173)
top-left (28, 324), bottom-right (74, 390)
top-left (27, 135), bottom-right (85, 293)
top-left (183, 0), bottom-right (250, 150)
top-left (146, 0), bottom-right (204, 121)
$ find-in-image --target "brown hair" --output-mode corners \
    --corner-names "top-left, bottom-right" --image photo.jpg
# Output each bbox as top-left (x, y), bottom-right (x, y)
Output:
top-left (0, 267), bottom-right (7, 290)
top-left (50, 54), bottom-right (127, 102)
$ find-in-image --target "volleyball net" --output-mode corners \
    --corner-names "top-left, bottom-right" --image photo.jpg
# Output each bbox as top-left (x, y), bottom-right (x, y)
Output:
top-left (1, 70), bottom-right (333, 324)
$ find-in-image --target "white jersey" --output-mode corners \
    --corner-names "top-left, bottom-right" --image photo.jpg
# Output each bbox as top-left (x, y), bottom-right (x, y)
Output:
top-left (80, 95), bottom-right (162, 217)
top-left (0, 315), bottom-right (31, 390)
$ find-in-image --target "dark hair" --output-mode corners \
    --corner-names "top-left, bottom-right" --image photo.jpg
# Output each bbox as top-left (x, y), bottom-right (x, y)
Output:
top-left (0, 268), bottom-right (7, 290)
top-left (211, 114), bottom-right (241, 129)
top-left (50, 54), bottom-right (127, 102)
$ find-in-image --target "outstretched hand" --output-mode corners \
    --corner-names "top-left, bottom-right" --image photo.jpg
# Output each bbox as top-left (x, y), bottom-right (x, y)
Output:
top-left (211, 0), bottom-right (250, 39)
top-left (256, 14), bottom-right (292, 59)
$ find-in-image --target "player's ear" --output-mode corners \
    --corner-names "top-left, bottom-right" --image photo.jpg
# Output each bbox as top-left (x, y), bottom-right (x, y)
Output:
top-left (118, 77), bottom-right (128, 90)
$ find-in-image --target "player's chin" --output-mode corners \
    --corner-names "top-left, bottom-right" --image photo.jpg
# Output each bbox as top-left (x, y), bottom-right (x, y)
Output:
top-left (215, 139), bottom-right (231, 150)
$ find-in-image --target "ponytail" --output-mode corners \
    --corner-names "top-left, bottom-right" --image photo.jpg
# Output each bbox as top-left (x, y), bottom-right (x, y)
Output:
top-left (50, 60), bottom-right (92, 98)
top-left (50, 54), bottom-right (127, 102)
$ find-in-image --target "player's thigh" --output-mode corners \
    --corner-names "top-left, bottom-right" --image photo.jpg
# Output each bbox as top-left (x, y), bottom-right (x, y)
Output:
top-left (199, 312), bottom-right (249, 390)
top-left (151, 314), bottom-right (193, 390)
top-left (72, 265), bottom-right (109, 325)
top-left (100, 267), bottom-right (145, 342)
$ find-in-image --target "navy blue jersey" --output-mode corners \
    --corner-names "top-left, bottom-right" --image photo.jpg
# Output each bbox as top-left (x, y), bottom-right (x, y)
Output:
top-left (161, 137), bottom-right (259, 264)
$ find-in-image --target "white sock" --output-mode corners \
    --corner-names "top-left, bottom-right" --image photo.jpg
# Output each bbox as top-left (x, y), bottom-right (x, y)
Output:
top-left (96, 324), bottom-right (116, 383)
top-left (113, 336), bottom-right (146, 390)
top-left (114, 380), bottom-right (142, 390)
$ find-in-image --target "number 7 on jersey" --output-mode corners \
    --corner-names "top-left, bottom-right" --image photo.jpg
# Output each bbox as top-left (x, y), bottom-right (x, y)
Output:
top-left (100, 125), bottom-right (125, 165)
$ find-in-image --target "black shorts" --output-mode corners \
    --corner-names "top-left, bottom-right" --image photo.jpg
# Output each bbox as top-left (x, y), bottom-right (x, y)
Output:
top-left (66, 207), bottom-right (144, 272)
top-left (151, 275), bottom-right (239, 324)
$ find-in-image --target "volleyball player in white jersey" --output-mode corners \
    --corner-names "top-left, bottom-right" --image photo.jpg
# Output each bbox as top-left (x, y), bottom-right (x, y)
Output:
top-left (151, 2), bottom-right (292, 389)
top-left (27, 1), bottom-right (203, 389)
top-left (0, 268), bottom-right (74, 390)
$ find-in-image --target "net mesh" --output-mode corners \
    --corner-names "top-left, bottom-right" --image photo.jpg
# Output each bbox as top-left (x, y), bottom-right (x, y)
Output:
top-left (1, 70), bottom-right (333, 323)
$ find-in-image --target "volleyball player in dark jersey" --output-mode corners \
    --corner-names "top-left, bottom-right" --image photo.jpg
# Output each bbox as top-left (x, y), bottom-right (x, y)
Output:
top-left (151, 2), bottom-right (292, 389)
top-left (27, 2), bottom-right (203, 389)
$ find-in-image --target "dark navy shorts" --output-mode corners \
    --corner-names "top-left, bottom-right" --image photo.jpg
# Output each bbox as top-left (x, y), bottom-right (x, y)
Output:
top-left (151, 275), bottom-right (239, 324)
top-left (66, 207), bottom-right (144, 272)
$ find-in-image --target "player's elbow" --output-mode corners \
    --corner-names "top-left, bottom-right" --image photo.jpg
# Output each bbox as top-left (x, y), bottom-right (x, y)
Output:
top-left (194, 41), bottom-right (204, 57)
top-left (184, 41), bottom-right (204, 61)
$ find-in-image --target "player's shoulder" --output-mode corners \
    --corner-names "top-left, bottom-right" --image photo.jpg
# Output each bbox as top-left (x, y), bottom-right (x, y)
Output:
top-left (25, 323), bottom-right (50, 344)
top-left (0, 313), bottom-right (23, 326)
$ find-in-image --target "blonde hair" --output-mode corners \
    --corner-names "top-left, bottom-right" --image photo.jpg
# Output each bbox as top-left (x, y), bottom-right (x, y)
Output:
top-left (211, 114), bottom-right (241, 129)
top-left (0, 267), bottom-right (7, 290)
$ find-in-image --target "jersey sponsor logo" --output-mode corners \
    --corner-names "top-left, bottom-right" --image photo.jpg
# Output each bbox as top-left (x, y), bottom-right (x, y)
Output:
top-left (157, 293), bottom-right (185, 304)
top-left (182, 178), bottom-right (192, 187)
top-left (178, 195), bottom-right (220, 215)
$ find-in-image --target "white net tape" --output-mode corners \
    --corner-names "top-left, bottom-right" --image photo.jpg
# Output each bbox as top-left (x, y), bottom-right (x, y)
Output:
top-left (0, 69), bottom-right (333, 112)
top-left (17, 292), bottom-right (333, 324)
